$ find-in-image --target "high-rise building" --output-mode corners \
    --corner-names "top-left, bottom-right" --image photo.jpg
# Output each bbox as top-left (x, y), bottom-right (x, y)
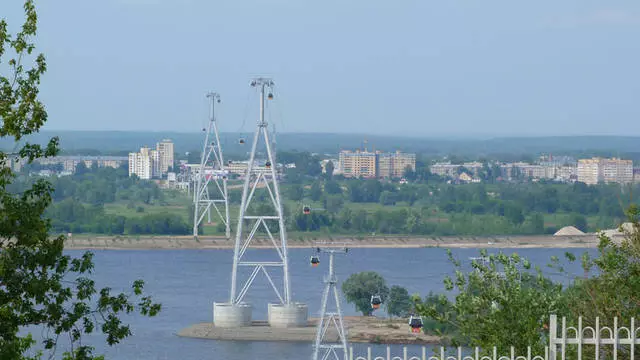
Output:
top-left (128, 139), bottom-right (175, 179)
top-left (128, 146), bottom-right (153, 180)
top-left (156, 139), bottom-right (174, 174)
top-left (577, 158), bottom-right (633, 185)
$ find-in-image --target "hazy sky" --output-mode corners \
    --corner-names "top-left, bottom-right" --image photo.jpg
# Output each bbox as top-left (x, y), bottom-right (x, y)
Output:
top-left (4, 1), bottom-right (640, 136)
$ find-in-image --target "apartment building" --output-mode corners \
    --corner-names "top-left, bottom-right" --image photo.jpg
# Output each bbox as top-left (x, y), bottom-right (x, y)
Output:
top-left (37, 156), bottom-right (128, 172)
top-left (339, 150), bottom-right (416, 178)
top-left (128, 147), bottom-right (154, 180)
top-left (339, 150), bottom-right (377, 178)
top-left (128, 139), bottom-right (175, 179)
top-left (577, 158), bottom-right (633, 185)
top-left (156, 139), bottom-right (174, 174)
top-left (430, 162), bottom-right (483, 178)
top-left (390, 151), bottom-right (416, 178)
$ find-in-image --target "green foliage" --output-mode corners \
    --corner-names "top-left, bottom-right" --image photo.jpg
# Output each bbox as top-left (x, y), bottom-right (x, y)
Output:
top-left (416, 206), bottom-right (640, 356)
top-left (9, 166), bottom-right (191, 235)
top-left (309, 181), bottom-right (322, 201)
top-left (341, 272), bottom-right (389, 316)
top-left (0, 4), bottom-right (161, 358)
top-left (414, 250), bottom-right (564, 353)
top-left (570, 213), bottom-right (587, 232)
top-left (386, 285), bottom-right (412, 318)
top-left (562, 204), bottom-right (640, 334)
top-left (286, 184), bottom-right (304, 201)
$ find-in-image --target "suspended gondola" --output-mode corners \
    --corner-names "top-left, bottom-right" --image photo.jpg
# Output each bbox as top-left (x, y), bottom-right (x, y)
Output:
top-left (409, 315), bottom-right (423, 333)
top-left (370, 295), bottom-right (382, 310)
top-left (310, 256), bottom-right (320, 267)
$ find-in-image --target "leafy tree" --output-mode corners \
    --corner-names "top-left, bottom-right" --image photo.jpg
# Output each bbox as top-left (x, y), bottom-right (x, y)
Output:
top-left (414, 251), bottom-right (564, 353)
top-left (0, 3), bottom-right (161, 358)
top-left (379, 191), bottom-right (397, 206)
top-left (570, 213), bottom-right (588, 232)
top-left (324, 160), bottom-right (334, 179)
top-left (286, 184), bottom-right (304, 201)
top-left (341, 272), bottom-right (389, 316)
top-left (386, 285), bottom-right (412, 318)
top-left (324, 180), bottom-right (342, 195)
top-left (309, 181), bottom-right (322, 201)
top-left (75, 161), bottom-right (88, 176)
top-left (562, 205), bottom-right (640, 344)
top-left (323, 194), bottom-right (344, 214)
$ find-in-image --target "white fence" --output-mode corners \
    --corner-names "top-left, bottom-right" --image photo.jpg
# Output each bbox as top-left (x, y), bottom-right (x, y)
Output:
top-left (348, 315), bottom-right (640, 360)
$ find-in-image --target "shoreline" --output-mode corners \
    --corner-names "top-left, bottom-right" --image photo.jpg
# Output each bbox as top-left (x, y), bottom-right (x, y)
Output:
top-left (63, 234), bottom-right (607, 250)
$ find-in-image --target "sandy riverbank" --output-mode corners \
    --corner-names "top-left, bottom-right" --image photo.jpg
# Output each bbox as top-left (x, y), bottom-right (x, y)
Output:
top-left (63, 234), bottom-right (606, 250)
top-left (178, 316), bottom-right (439, 344)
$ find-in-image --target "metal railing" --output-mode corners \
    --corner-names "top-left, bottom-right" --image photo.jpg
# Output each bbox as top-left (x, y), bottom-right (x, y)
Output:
top-left (348, 315), bottom-right (640, 360)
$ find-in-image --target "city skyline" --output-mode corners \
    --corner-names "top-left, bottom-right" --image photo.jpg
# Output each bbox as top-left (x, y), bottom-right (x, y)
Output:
top-left (3, 1), bottom-right (639, 136)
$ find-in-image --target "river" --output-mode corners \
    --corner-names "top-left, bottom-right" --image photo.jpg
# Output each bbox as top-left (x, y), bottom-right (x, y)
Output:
top-left (49, 247), bottom-right (591, 359)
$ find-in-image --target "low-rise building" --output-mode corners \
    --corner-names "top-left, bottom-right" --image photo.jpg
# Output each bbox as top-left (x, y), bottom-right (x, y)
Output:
top-left (37, 155), bottom-right (128, 172)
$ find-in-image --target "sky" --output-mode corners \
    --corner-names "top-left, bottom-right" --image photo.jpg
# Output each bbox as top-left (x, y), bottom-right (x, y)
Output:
top-left (3, 0), bottom-right (640, 136)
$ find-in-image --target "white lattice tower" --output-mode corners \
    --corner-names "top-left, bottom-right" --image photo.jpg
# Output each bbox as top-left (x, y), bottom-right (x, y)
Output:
top-left (229, 78), bottom-right (291, 305)
top-left (193, 92), bottom-right (230, 238)
top-left (312, 245), bottom-right (349, 360)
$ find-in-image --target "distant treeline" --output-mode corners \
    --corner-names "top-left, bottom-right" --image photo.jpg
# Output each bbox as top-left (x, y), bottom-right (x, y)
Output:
top-left (280, 177), bottom-right (637, 236)
top-left (9, 164), bottom-right (192, 235)
top-left (6, 131), bottom-right (640, 160)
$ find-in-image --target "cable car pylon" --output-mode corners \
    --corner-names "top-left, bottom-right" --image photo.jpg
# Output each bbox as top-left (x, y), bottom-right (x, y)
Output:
top-left (193, 92), bottom-right (230, 239)
top-left (312, 243), bottom-right (349, 360)
top-left (213, 78), bottom-right (308, 328)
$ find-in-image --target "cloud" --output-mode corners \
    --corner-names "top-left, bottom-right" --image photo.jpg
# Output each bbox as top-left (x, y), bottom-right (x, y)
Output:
top-left (545, 9), bottom-right (640, 28)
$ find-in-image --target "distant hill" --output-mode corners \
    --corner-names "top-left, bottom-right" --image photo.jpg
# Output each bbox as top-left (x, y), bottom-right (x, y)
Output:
top-left (3, 131), bottom-right (640, 159)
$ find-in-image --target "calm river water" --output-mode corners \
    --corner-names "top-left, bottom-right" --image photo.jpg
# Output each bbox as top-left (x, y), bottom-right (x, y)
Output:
top-left (54, 247), bottom-right (590, 359)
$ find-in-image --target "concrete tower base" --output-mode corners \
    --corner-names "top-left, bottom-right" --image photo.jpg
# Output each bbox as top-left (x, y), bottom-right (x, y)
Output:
top-left (267, 303), bottom-right (309, 328)
top-left (213, 302), bottom-right (252, 327)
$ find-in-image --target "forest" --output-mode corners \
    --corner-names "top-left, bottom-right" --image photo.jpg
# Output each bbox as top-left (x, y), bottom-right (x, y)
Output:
top-left (10, 163), bottom-right (192, 235)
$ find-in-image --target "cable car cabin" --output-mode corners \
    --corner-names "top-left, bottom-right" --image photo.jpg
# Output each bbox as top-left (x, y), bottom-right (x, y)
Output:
top-left (370, 295), bottom-right (382, 310)
top-left (238, 138), bottom-right (245, 145)
top-left (409, 316), bottom-right (423, 333)
top-left (310, 256), bottom-right (320, 267)
top-left (303, 206), bottom-right (311, 215)
top-left (265, 161), bottom-right (271, 169)
top-left (268, 92), bottom-right (274, 100)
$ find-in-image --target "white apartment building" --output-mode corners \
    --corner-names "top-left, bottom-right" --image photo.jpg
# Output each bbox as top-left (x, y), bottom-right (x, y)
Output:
top-left (128, 139), bottom-right (175, 180)
top-left (128, 147), bottom-right (153, 180)
top-left (430, 162), bottom-right (483, 178)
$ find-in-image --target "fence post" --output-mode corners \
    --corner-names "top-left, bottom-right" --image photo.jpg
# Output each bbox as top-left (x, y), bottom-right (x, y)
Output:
top-left (561, 317), bottom-right (567, 360)
top-left (577, 317), bottom-right (582, 360)
top-left (631, 318), bottom-right (635, 360)
top-left (549, 314), bottom-right (557, 360)
top-left (614, 317), bottom-right (618, 360)
top-left (595, 317), bottom-right (600, 360)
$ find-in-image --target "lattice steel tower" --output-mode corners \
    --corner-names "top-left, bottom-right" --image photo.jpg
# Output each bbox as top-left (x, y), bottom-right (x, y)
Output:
top-left (213, 78), bottom-right (307, 328)
top-left (312, 245), bottom-right (349, 360)
top-left (193, 92), bottom-right (230, 239)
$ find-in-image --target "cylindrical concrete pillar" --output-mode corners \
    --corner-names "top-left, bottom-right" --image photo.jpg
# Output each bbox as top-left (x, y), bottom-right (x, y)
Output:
top-left (267, 303), bottom-right (308, 328)
top-left (213, 302), bottom-right (252, 327)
